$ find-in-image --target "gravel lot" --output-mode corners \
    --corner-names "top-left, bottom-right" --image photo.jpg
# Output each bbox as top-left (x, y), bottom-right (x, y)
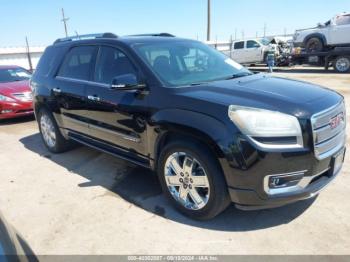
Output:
top-left (0, 66), bottom-right (349, 255)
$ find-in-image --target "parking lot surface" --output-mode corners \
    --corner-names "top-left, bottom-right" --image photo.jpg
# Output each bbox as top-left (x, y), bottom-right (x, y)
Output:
top-left (0, 66), bottom-right (349, 255)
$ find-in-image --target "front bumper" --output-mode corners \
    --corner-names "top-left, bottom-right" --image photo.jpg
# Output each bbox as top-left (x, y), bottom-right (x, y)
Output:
top-left (221, 143), bottom-right (346, 210)
top-left (0, 101), bottom-right (33, 119)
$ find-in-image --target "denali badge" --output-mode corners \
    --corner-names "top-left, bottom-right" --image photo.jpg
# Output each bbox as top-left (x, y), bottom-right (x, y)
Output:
top-left (329, 112), bottom-right (344, 129)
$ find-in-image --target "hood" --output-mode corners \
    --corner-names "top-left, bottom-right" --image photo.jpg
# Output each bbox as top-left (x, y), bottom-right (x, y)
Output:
top-left (0, 80), bottom-right (31, 96)
top-left (176, 74), bottom-right (342, 118)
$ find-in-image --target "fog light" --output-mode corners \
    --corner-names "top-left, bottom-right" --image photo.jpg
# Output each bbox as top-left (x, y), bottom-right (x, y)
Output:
top-left (1, 109), bottom-right (13, 114)
top-left (268, 173), bottom-right (304, 189)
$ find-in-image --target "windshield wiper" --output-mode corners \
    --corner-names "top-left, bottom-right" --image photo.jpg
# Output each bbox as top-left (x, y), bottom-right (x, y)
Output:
top-left (224, 72), bottom-right (252, 80)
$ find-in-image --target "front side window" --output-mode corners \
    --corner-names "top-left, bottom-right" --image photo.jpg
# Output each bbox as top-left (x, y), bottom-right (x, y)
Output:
top-left (133, 41), bottom-right (251, 87)
top-left (335, 14), bottom-right (350, 26)
top-left (0, 67), bottom-right (31, 83)
top-left (234, 41), bottom-right (244, 49)
top-left (57, 46), bottom-right (96, 80)
top-left (247, 40), bottom-right (260, 48)
top-left (94, 46), bottom-right (137, 84)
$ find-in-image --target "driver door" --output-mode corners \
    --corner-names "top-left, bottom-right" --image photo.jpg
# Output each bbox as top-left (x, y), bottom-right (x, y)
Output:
top-left (329, 14), bottom-right (350, 45)
top-left (85, 45), bottom-right (149, 157)
top-left (245, 40), bottom-right (262, 63)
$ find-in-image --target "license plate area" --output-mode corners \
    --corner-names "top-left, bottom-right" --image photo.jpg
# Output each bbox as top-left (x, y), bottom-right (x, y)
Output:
top-left (331, 148), bottom-right (345, 176)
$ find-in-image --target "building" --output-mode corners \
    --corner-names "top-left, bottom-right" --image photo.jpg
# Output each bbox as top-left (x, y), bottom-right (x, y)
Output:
top-left (0, 46), bottom-right (46, 70)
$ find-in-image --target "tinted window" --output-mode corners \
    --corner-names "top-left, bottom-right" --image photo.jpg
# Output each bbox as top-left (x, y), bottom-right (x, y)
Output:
top-left (94, 46), bottom-right (137, 84)
top-left (35, 46), bottom-right (61, 76)
top-left (57, 46), bottom-right (96, 80)
top-left (234, 41), bottom-right (244, 49)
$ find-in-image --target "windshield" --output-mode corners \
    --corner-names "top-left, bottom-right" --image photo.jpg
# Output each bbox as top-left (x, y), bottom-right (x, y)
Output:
top-left (0, 68), bottom-right (31, 83)
top-left (260, 38), bottom-right (270, 46)
top-left (133, 41), bottom-right (251, 87)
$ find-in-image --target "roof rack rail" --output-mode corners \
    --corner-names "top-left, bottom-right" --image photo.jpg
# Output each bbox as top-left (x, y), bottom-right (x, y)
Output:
top-left (128, 33), bottom-right (175, 37)
top-left (53, 32), bottom-right (118, 44)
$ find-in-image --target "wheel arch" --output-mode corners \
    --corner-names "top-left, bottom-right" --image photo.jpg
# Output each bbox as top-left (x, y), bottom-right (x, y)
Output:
top-left (303, 33), bottom-right (327, 47)
top-left (150, 109), bottom-right (232, 171)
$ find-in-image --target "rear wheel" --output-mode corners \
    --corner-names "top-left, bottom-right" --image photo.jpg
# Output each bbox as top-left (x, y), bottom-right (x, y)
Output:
top-left (38, 108), bottom-right (73, 153)
top-left (157, 140), bottom-right (230, 220)
top-left (305, 37), bottom-right (324, 52)
top-left (334, 56), bottom-right (350, 73)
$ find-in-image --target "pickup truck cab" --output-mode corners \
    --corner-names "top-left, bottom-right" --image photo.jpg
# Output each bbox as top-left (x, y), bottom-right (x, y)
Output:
top-left (293, 12), bottom-right (350, 52)
top-left (31, 33), bottom-right (346, 220)
top-left (230, 38), bottom-right (275, 64)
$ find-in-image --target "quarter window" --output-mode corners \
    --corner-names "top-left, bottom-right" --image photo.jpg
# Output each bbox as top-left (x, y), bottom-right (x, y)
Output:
top-left (94, 46), bottom-right (137, 84)
top-left (57, 46), bottom-right (96, 80)
top-left (234, 41), bottom-right (244, 49)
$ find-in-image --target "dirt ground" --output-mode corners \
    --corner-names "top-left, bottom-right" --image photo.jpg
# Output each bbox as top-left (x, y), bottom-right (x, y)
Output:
top-left (0, 66), bottom-right (349, 255)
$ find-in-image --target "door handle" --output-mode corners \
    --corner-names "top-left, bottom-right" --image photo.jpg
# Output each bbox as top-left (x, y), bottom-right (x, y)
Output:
top-left (87, 95), bottom-right (101, 101)
top-left (53, 87), bottom-right (61, 93)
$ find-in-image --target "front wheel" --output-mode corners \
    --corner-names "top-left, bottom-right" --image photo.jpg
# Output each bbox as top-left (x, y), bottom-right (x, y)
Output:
top-left (334, 56), bottom-right (350, 73)
top-left (157, 140), bottom-right (230, 220)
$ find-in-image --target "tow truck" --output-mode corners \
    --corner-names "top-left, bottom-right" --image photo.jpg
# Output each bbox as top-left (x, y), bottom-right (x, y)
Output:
top-left (291, 47), bottom-right (350, 73)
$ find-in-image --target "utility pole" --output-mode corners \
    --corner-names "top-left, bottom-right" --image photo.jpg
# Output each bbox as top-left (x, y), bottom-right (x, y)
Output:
top-left (207, 0), bottom-right (211, 41)
top-left (25, 36), bottom-right (33, 72)
top-left (61, 8), bottom-right (69, 37)
top-left (263, 23), bottom-right (267, 37)
top-left (234, 28), bottom-right (237, 40)
top-left (284, 28), bottom-right (287, 37)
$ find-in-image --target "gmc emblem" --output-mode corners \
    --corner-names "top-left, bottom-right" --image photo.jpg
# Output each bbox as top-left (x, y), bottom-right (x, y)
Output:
top-left (329, 113), bottom-right (344, 129)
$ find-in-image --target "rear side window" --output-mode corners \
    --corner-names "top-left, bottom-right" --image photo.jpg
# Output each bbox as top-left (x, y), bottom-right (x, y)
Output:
top-left (234, 41), bottom-right (244, 49)
top-left (57, 46), bottom-right (96, 80)
top-left (35, 47), bottom-right (61, 76)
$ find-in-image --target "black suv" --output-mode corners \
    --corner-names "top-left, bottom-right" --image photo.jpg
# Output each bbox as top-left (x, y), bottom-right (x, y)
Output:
top-left (31, 33), bottom-right (346, 220)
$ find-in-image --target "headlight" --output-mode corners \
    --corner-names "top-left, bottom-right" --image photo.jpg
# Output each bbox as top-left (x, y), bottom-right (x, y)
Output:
top-left (228, 105), bottom-right (303, 148)
top-left (0, 94), bottom-right (15, 102)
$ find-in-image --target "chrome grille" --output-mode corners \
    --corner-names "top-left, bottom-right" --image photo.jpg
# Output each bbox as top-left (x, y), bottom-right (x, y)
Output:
top-left (12, 92), bottom-right (33, 102)
top-left (311, 101), bottom-right (346, 160)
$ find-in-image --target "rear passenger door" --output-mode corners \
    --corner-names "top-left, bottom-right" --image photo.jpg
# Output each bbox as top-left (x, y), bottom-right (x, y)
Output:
top-left (54, 45), bottom-right (97, 135)
top-left (85, 45), bottom-right (149, 157)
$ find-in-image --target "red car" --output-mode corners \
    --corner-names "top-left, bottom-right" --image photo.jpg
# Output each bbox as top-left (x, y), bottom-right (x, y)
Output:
top-left (0, 65), bottom-right (34, 119)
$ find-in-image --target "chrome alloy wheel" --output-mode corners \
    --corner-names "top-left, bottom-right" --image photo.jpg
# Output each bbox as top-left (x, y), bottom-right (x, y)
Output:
top-left (40, 113), bottom-right (56, 148)
top-left (164, 152), bottom-right (210, 210)
top-left (335, 58), bottom-right (350, 72)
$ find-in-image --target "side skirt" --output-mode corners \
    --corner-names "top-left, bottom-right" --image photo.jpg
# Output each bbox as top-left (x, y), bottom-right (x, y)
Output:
top-left (68, 131), bottom-right (151, 169)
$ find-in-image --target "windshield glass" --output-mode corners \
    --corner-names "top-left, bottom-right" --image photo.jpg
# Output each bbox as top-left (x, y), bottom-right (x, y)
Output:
top-left (260, 38), bottom-right (270, 46)
top-left (133, 41), bottom-right (251, 87)
top-left (0, 68), bottom-right (31, 83)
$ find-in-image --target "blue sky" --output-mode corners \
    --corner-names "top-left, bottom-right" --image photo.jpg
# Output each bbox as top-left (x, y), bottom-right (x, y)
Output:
top-left (0, 0), bottom-right (349, 46)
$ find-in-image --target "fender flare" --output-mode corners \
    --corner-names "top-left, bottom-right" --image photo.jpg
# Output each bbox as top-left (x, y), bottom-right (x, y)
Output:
top-left (149, 109), bottom-right (236, 164)
top-left (303, 33), bottom-right (327, 47)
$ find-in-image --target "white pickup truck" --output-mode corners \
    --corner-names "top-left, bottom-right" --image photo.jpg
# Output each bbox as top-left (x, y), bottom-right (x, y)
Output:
top-left (226, 38), bottom-right (277, 65)
top-left (293, 12), bottom-right (350, 52)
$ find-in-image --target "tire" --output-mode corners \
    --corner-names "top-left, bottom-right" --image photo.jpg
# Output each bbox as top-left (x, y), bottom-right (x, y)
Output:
top-left (157, 140), bottom-right (230, 220)
top-left (305, 37), bottom-right (324, 52)
top-left (334, 56), bottom-right (350, 73)
top-left (37, 107), bottom-right (73, 153)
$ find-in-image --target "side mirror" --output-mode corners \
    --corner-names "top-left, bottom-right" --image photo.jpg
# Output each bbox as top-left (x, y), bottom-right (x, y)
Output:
top-left (111, 74), bottom-right (146, 90)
